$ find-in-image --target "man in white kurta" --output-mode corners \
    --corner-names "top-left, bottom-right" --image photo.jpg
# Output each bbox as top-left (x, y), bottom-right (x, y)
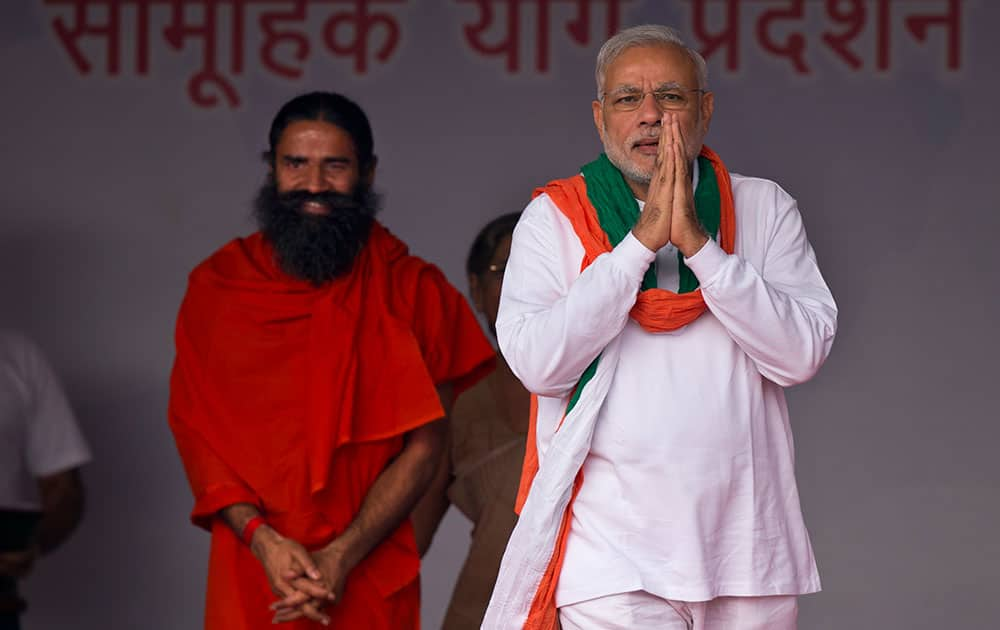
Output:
top-left (491, 25), bottom-right (836, 630)
top-left (0, 331), bottom-right (91, 629)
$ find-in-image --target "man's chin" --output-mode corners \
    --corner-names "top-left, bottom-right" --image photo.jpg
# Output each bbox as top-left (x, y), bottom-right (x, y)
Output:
top-left (604, 152), bottom-right (646, 182)
top-left (630, 148), bottom-right (658, 167)
top-left (620, 160), bottom-right (654, 186)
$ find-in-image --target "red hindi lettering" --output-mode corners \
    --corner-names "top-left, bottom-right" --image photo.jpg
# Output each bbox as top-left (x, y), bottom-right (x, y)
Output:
top-left (688, 0), bottom-right (741, 72)
top-left (458, 0), bottom-right (523, 72)
top-left (904, 0), bottom-right (961, 70)
top-left (461, 0), bottom-right (629, 74)
top-left (259, 0), bottom-right (311, 78)
top-left (321, 0), bottom-right (404, 74)
top-left (136, 0), bottom-right (152, 73)
top-left (821, 0), bottom-right (866, 70)
top-left (163, 0), bottom-right (245, 107)
top-left (875, 0), bottom-right (891, 70)
top-left (754, 0), bottom-right (809, 74)
top-left (45, 0), bottom-right (153, 75)
top-left (565, 0), bottom-right (624, 47)
top-left (535, 0), bottom-right (553, 72)
top-left (821, 0), bottom-right (893, 72)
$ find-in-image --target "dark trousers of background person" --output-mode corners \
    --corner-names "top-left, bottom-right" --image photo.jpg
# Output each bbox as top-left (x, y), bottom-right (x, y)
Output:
top-left (0, 576), bottom-right (22, 630)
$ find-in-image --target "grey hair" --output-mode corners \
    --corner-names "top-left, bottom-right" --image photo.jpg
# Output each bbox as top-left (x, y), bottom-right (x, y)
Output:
top-left (595, 24), bottom-right (709, 99)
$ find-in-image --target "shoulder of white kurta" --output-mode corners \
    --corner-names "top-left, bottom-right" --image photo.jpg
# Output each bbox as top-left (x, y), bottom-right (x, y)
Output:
top-left (728, 172), bottom-right (797, 210)
top-left (518, 191), bottom-right (561, 228)
top-left (727, 172), bottom-right (801, 243)
top-left (513, 192), bottom-right (586, 268)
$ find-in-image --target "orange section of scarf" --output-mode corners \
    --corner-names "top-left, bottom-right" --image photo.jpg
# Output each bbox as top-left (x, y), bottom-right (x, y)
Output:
top-left (513, 147), bottom-right (736, 629)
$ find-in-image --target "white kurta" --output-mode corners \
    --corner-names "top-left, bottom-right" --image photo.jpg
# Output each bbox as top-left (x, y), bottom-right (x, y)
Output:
top-left (0, 330), bottom-right (91, 511)
top-left (496, 165), bottom-right (837, 607)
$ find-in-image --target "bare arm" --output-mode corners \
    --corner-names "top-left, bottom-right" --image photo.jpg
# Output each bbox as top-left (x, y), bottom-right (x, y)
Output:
top-left (324, 417), bottom-right (447, 571)
top-left (34, 468), bottom-right (85, 554)
top-left (217, 502), bottom-right (260, 539)
top-left (0, 468), bottom-right (85, 579)
top-left (410, 384), bottom-right (455, 556)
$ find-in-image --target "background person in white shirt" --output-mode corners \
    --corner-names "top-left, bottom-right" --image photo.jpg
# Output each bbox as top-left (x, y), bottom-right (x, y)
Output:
top-left (0, 331), bottom-right (90, 630)
top-left (487, 24), bottom-right (837, 630)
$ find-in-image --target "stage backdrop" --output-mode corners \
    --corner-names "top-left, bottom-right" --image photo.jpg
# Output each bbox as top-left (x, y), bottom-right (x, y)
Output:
top-left (2, 1), bottom-right (997, 628)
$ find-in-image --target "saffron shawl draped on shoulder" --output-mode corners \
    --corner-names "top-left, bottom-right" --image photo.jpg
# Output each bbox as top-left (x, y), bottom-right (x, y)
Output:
top-left (169, 222), bottom-right (494, 630)
top-left (483, 147), bottom-right (735, 629)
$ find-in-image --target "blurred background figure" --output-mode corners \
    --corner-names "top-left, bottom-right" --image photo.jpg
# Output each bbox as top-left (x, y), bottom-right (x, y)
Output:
top-left (413, 212), bottom-right (530, 629)
top-left (0, 331), bottom-right (89, 630)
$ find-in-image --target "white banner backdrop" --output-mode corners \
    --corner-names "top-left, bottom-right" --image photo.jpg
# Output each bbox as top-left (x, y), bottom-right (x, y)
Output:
top-left (1, 1), bottom-right (996, 628)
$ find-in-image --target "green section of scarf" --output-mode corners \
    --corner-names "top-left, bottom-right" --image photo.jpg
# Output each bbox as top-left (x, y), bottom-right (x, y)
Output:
top-left (565, 153), bottom-right (720, 415)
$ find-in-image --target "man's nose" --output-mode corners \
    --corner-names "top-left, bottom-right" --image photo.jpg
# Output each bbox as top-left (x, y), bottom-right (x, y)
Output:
top-left (636, 92), bottom-right (662, 125)
top-left (304, 165), bottom-right (326, 193)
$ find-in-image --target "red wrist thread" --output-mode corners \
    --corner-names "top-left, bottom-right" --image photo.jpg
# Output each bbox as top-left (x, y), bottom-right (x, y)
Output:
top-left (241, 516), bottom-right (266, 546)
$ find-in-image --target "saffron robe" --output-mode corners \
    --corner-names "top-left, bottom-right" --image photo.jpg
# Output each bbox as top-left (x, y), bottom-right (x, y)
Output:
top-left (168, 222), bottom-right (494, 630)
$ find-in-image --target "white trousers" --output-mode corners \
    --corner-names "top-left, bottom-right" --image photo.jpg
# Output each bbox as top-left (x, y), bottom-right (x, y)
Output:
top-left (558, 591), bottom-right (798, 630)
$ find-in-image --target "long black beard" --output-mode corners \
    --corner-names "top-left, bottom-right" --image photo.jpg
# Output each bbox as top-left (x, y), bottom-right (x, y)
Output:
top-left (253, 182), bottom-right (379, 285)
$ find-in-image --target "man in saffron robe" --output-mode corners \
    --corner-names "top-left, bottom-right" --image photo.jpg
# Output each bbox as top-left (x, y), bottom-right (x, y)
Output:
top-left (168, 92), bottom-right (494, 629)
top-left (484, 25), bottom-right (837, 630)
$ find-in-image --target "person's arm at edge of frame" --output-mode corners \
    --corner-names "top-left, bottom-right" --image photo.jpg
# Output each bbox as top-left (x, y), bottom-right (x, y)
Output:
top-left (0, 467), bottom-right (86, 579)
top-left (34, 467), bottom-right (85, 554)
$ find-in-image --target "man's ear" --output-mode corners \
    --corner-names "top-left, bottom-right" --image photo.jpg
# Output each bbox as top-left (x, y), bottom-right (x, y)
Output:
top-left (262, 150), bottom-right (275, 174)
top-left (364, 156), bottom-right (378, 187)
top-left (468, 273), bottom-right (485, 314)
top-left (592, 100), bottom-right (605, 142)
top-left (700, 91), bottom-right (715, 135)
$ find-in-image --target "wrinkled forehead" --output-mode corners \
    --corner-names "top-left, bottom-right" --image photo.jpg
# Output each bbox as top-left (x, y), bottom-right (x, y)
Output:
top-left (275, 120), bottom-right (358, 156)
top-left (602, 43), bottom-right (699, 92)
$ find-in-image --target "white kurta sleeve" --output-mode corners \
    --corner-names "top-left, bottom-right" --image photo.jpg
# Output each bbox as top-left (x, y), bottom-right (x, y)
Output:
top-left (496, 194), bottom-right (655, 397)
top-left (684, 180), bottom-right (838, 387)
top-left (20, 335), bottom-right (92, 477)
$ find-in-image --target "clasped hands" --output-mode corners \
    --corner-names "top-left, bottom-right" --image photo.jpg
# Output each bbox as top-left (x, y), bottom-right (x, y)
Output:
top-left (631, 112), bottom-right (709, 259)
top-left (251, 525), bottom-right (351, 626)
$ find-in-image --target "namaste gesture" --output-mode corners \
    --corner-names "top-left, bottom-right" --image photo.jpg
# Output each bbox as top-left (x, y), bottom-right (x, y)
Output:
top-left (631, 111), bottom-right (709, 258)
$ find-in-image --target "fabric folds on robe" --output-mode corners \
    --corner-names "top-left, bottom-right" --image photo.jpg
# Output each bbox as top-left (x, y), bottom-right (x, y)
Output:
top-left (169, 222), bottom-right (495, 630)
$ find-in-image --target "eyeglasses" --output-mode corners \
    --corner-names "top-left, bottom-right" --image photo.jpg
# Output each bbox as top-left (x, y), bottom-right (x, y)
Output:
top-left (602, 87), bottom-right (706, 113)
